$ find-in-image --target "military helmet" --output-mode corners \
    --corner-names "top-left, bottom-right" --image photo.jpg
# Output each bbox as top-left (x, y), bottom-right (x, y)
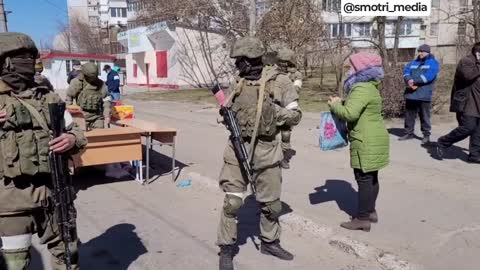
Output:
top-left (277, 48), bottom-right (296, 66)
top-left (263, 51), bottom-right (278, 66)
top-left (81, 62), bottom-right (98, 77)
top-left (230, 37), bottom-right (265, 59)
top-left (0, 32), bottom-right (38, 59)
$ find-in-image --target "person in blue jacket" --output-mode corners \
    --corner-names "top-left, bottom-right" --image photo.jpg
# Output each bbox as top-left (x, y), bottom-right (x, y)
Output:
top-left (103, 64), bottom-right (121, 101)
top-left (400, 44), bottom-right (440, 144)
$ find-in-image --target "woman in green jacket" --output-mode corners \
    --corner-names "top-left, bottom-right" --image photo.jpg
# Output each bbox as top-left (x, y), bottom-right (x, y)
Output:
top-left (328, 52), bottom-right (390, 232)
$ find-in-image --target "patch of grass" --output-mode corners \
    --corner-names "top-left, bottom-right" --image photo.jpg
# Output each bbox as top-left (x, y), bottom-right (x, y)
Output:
top-left (128, 89), bottom-right (218, 105)
top-left (127, 74), bottom-right (337, 112)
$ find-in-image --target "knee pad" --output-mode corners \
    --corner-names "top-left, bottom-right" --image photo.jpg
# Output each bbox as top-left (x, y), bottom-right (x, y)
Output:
top-left (222, 194), bottom-right (243, 218)
top-left (2, 235), bottom-right (31, 270)
top-left (261, 199), bottom-right (283, 220)
top-left (1, 234), bottom-right (32, 250)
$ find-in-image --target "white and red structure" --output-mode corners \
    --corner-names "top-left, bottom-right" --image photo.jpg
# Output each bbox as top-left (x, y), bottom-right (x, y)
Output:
top-left (40, 52), bottom-right (116, 90)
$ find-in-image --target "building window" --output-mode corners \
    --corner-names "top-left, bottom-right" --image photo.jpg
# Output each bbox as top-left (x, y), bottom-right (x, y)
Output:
top-left (156, 51), bottom-right (168, 78)
top-left (458, 20), bottom-right (467, 36)
top-left (110, 8), bottom-right (127, 18)
top-left (430, 23), bottom-right (439, 36)
top-left (330, 23), bottom-right (352, 38)
top-left (400, 21), bottom-right (413, 36)
top-left (357, 23), bottom-right (372, 37)
top-left (432, 0), bottom-right (440, 8)
top-left (66, 60), bottom-right (71, 76)
top-left (322, 0), bottom-right (340, 12)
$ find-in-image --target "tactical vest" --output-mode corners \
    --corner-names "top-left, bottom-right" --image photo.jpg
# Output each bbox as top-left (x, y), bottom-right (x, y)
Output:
top-left (230, 76), bottom-right (278, 139)
top-left (77, 82), bottom-right (103, 113)
top-left (0, 85), bottom-right (58, 179)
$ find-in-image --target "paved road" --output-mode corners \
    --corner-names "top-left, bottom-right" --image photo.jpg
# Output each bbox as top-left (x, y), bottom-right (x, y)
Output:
top-left (33, 96), bottom-right (479, 270)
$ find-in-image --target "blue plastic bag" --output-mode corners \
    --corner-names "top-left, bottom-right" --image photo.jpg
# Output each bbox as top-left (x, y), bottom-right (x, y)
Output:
top-left (319, 112), bottom-right (348, 151)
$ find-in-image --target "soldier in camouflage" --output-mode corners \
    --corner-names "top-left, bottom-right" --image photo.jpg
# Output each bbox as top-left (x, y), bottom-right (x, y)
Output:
top-left (0, 32), bottom-right (87, 270)
top-left (217, 37), bottom-right (302, 270)
top-left (275, 48), bottom-right (302, 169)
top-left (66, 63), bottom-right (111, 130)
top-left (34, 58), bottom-right (53, 91)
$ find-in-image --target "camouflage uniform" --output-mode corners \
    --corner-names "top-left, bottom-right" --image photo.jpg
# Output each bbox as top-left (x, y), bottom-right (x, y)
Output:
top-left (0, 32), bottom-right (87, 270)
top-left (275, 48), bottom-right (302, 165)
top-left (34, 59), bottom-right (53, 91)
top-left (218, 37), bottom-right (302, 270)
top-left (66, 63), bottom-right (111, 130)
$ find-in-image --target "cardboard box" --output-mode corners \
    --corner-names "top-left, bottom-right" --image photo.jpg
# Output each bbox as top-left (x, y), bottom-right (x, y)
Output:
top-left (112, 105), bottom-right (134, 120)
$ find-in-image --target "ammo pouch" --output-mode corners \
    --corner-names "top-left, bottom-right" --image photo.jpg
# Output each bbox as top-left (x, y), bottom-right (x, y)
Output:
top-left (78, 85), bottom-right (103, 113)
top-left (0, 89), bottom-right (57, 179)
top-left (231, 80), bottom-right (277, 139)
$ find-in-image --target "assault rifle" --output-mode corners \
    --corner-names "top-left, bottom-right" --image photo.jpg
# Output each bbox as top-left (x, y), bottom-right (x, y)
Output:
top-left (219, 106), bottom-right (256, 194)
top-left (48, 102), bottom-right (78, 270)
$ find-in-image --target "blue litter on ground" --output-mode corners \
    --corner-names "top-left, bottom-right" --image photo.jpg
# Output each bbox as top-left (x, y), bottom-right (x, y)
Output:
top-left (176, 179), bottom-right (192, 188)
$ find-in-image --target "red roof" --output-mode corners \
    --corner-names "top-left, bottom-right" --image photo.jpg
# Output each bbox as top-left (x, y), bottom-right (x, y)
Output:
top-left (41, 52), bottom-right (116, 61)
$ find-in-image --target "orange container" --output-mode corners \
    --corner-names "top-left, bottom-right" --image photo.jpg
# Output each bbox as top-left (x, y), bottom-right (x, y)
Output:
top-left (112, 105), bottom-right (134, 120)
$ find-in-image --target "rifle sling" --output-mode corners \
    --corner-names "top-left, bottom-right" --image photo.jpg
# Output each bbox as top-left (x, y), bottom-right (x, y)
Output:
top-left (13, 95), bottom-right (50, 132)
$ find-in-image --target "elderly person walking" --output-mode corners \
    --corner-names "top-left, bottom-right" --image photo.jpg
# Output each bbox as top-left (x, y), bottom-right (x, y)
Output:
top-left (328, 52), bottom-right (390, 232)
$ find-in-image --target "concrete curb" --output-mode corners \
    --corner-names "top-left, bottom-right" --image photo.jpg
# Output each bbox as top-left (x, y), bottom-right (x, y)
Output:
top-left (186, 171), bottom-right (423, 270)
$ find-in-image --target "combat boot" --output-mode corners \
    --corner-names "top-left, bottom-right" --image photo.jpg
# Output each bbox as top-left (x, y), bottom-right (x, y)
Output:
top-left (340, 218), bottom-right (371, 232)
top-left (219, 245), bottom-right (234, 270)
top-left (260, 240), bottom-right (294, 261)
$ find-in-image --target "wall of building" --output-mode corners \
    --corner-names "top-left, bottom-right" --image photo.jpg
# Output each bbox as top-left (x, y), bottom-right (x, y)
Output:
top-left (121, 23), bottom-right (230, 89)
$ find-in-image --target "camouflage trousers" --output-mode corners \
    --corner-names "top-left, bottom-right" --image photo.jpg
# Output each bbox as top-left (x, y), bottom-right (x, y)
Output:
top-left (0, 209), bottom-right (80, 270)
top-left (217, 162), bottom-right (283, 246)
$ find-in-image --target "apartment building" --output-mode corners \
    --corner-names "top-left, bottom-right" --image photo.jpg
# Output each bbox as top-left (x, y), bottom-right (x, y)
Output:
top-left (322, 0), bottom-right (471, 64)
top-left (66, 0), bottom-right (128, 57)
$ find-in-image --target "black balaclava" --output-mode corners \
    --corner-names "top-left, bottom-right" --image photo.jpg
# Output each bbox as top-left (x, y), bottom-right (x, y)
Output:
top-left (1, 52), bottom-right (36, 93)
top-left (235, 57), bottom-right (263, 80)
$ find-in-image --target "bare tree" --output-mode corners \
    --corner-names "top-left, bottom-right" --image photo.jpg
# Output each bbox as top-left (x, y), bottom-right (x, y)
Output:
top-left (257, 0), bottom-right (324, 51)
top-left (55, 16), bottom-right (107, 54)
top-left (376, 16), bottom-right (389, 70)
top-left (137, 0), bottom-right (250, 38)
top-left (55, 20), bottom-right (73, 53)
top-left (176, 27), bottom-right (233, 87)
top-left (69, 16), bottom-right (107, 54)
top-left (392, 16), bottom-right (404, 67)
top-left (474, 0), bottom-right (480, 42)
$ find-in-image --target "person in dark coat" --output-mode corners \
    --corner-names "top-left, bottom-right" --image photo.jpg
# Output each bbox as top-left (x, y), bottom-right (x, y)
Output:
top-left (67, 60), bottom-right (82, 84)
top-left (437, 43), bottom-right (480, 163)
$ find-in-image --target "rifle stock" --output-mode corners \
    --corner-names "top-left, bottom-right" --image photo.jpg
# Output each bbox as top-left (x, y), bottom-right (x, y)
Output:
top-left (48, 102), bottom-right (77, 270)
